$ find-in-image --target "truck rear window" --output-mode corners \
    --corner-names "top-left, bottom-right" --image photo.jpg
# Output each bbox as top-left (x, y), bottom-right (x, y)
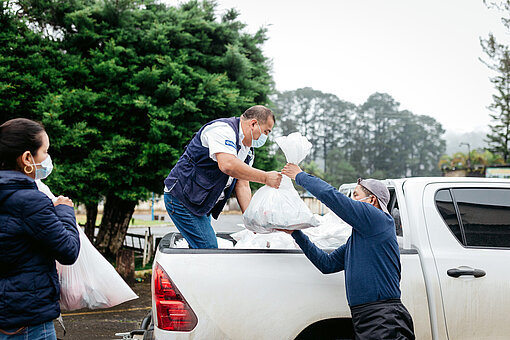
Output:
top-left (435, 188), bottom-right (510, 248)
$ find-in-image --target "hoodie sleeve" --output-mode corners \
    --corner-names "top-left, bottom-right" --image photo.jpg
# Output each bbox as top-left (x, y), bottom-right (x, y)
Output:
top-left (22, 191), bottom-right (80, 265)
top-left (292, 230), bottom-right (346, 274)
top-left (295, 172), bottom-right (391, 237)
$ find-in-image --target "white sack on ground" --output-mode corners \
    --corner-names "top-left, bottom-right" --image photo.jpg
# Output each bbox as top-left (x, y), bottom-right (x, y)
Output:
top-left (56, 227), bottom-right (139, 311)
top-left (243, 132), bottom-right (319, 233)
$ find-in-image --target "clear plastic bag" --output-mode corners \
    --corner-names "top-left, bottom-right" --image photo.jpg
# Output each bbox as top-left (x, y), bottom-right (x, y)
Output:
top-left (231, 229), bottom-right (297, 249)
top-left (274, 132), bottom-right (313, 164)
top-left (233, 212), bottom-right (352, 249)
top-left (56, 228), bottom-right (138, 311)
top-left (243, 132), bottom-right (319, 233)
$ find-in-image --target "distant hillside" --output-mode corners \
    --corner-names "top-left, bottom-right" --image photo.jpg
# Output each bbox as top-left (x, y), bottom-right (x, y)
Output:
top-left (443, 129), bottom-right (488, 155)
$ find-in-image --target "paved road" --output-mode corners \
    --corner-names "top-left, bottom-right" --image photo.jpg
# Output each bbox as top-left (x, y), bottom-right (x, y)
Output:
top-left (55, 282), bottom-right (151, 340)
top-left (128, 213), bottom-right (245, 238)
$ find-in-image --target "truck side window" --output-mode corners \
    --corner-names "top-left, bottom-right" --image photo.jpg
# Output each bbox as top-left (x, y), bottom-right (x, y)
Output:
top-left (387, 188), bottom-right (402, 237)
top-left (435, 189), bottom-right (465, 245)
top-left (391, 208), bottom-right (402, 237)
top-left (452, 188), bottom-right (510, 248)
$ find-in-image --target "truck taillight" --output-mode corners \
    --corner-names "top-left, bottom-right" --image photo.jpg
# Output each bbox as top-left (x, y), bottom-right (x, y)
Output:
top-left (153, 263), bottom-right (198, 332)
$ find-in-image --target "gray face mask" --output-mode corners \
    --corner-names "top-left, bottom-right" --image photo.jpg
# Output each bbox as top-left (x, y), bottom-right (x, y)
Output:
top-left (32, 154), bottom-right (53, 180)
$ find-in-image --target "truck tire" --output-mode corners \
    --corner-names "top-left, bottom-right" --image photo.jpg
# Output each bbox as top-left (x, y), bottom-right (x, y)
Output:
top-left (295, 318), bottom-right (354, 340)
top-left (141, 310), bottom-right (154, 340)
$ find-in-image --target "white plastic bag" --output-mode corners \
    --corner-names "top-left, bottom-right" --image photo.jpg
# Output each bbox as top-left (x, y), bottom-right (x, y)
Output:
top-left (232, 213), bottom-right (352, 249)
top-left (243, 132), bottom-right (319, 233)
top-left (174, 236), bottom-right (234, 248)
top-left (56, 228), bottom-right (138, 311)
top-left (303, 212), bottom-right (352, 248)
top-left (274, 132), bottom-right (313, 164)
top-left (231, 229), bottom-right (297, 249)
top-left (36, 181), bottom-right (138, 310)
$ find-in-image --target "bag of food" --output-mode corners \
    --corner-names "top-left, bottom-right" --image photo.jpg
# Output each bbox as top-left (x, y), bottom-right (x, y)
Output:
top-left (243, 132), bottom-right (319, 233)
top-left (56, 228), bottom-right (138, 310)
top-left (36, 181), bottom-right (138, 311)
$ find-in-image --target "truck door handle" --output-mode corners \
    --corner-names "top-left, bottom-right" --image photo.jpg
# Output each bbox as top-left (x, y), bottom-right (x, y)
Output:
top-left (447, 267), bottom-right (486, 278)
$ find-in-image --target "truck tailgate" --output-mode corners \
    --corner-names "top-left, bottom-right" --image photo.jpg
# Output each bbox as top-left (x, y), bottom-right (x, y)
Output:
top-left (153, 248), bottom-right (349, 340)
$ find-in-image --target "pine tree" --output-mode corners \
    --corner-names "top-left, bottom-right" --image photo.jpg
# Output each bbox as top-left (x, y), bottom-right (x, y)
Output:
top-left (481, 1), bottom-right (510, 162)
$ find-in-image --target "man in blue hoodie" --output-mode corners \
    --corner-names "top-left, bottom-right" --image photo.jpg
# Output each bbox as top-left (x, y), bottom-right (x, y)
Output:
top-left (281, 163), bottom-right (415, 340)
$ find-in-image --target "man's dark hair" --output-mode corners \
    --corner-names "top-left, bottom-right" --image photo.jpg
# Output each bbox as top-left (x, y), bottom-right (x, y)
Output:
top-left (358, 184), bottom-right (382, 209)
top-left (0, 118), bottom-right (45, 170)
top-left (241, 105), bottom-right (275, 124)
top-left (359, 185), bottom-right (374, 197)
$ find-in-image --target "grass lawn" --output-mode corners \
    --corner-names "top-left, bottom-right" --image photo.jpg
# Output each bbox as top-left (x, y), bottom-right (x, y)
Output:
top-left (75, 214), bottom-right (169, 226)
top-left (129, 219), bottom-right (169, 226)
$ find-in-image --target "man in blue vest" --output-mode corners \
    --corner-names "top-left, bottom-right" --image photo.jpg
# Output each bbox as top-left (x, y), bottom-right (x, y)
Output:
top-left (164, 105), bottom-right (282, 248)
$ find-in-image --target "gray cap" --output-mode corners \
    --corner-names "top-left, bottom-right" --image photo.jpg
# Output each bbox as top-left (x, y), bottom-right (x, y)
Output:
top-left (357, 178), bottom-right (390, 214)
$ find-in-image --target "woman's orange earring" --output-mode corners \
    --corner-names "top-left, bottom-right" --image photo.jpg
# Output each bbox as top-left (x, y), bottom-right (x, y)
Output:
top-left (24, 165), bottom-right (34, 174)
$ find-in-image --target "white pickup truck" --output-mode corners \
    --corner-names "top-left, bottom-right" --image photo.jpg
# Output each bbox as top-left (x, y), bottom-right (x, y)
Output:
top-left (135, 177), bottom-right (510, 340)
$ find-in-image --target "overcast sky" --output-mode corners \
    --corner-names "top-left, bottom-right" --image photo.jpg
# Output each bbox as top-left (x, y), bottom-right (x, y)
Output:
top-left (165, 0), bottom-right (510, 134)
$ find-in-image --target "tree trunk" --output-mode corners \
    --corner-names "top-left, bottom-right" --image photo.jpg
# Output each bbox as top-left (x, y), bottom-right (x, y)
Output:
top-left (95, 194), bottom-right (136, 257)
top-left (84, 203), bottom-right (98, 243)
top-left (116, 249), bottom-right (135, 284)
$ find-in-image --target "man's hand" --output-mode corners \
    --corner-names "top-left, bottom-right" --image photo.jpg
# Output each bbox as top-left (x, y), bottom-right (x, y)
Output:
top-left (54, 195), bottom-right (74, 207)
top-left (281, 163), bottom-right (302, 180)
top-left (265, 171), bottom-right (282, 188)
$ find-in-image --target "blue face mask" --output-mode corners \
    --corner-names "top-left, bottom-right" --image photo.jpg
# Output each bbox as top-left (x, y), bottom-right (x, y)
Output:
top-left (251, 121), bottom-right (268, 148)
top-left (32, 154), bottom-right (53, 180)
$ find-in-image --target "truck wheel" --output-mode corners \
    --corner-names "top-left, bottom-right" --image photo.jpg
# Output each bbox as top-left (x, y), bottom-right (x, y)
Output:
top-left (294, 318), bottom-right (354, 340)
top-left (142, 310), bottom-right (154, 340)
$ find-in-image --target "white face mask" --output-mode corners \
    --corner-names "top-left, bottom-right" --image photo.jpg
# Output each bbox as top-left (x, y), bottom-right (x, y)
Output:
top-left (251, 121), bottom-right (268, 148)
top-left (31, 154), bottom-right (53, 180)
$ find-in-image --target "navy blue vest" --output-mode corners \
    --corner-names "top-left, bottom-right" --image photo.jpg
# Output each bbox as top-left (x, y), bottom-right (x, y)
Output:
top-left (164, 117), bottom-right (253, 219)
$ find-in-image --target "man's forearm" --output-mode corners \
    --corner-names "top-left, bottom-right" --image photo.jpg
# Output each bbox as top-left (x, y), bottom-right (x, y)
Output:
top-left (292, 230), bottom-right (345, 274)
top-left (295, 172), bottom-right (355, 223)
top-left (235, 180), bottom-right (251, 213)
top-left (219, 156), bottom-right (267, 184)
top-left (295, 172), bottom-right (379, 233)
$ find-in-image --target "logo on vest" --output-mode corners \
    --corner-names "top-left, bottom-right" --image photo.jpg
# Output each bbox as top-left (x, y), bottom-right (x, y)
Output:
top-left (225, 140), bottom-right (236, 149)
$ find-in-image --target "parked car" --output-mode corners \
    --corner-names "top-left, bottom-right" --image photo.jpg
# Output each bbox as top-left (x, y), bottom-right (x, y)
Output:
top-left (135, 177), bottom-right (510, 340)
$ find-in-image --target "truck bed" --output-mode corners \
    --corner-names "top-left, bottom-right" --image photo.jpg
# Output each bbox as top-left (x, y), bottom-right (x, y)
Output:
top-left (152, 233), bottom-right (430, 340)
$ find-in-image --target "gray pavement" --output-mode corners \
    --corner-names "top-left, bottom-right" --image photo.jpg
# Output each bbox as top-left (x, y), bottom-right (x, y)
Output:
top-left (128, 213), bottom-right (245, 239)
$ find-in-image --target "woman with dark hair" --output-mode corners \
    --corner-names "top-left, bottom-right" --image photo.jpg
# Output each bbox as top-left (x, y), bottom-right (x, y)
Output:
top-left (0, 118), bottom-right (80, 339)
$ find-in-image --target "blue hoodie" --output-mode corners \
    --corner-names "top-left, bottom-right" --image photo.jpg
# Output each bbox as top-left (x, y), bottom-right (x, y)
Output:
top-left (292, 172), bottom-right (401, 307)
top-left (0, 171), bottom-right (80, 328)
